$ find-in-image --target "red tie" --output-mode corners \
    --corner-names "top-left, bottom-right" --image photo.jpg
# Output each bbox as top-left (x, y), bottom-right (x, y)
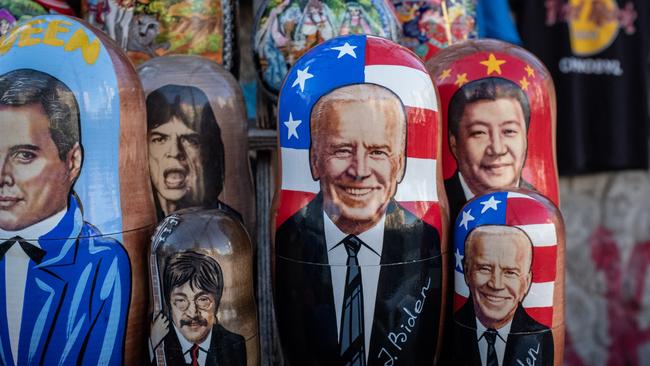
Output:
top-left (190, 344), bottom-right (200, 366)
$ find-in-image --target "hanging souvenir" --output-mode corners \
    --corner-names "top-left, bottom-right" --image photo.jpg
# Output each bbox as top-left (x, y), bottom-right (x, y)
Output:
top-left (273, 34), bottom-right (447, 365)
top-left (149, 207), bottom-right (259, 365)
top-left (452, 189), bottom-right (565, 366)
top-left (0, 15), bottom-right (155, 364)
top-left (138, 55), bottom-right (255, 233)
top-left (394, 0), bottom-right (476, 61)
top-left (81, 0), bottom-right (238, 73)
top-left (253, 0), bottom-right (400, 96)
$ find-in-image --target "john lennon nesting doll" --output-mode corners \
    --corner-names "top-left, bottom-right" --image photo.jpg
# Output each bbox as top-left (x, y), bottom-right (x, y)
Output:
top-left (0, 15), bottom-right (155, 365)
top-left (149, 208), bottom-right (259, 365)
top-left (138, 55), bottom-right (255, 234)
top-left (452, 189), bottom-right (565, 366)
top-left (273, 35), bottom-right (447, 365)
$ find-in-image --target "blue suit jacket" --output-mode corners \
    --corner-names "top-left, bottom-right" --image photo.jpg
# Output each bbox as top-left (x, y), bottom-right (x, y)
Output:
top-left (0, 196), bottom-right (131, 365)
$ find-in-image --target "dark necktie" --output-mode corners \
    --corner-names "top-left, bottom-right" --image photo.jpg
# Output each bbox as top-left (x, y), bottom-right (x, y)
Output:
top-left (338, 234), bottom-right (365, 366)
top-left (484, 328), bottom-right (499, 366)
top-left (190, 343), bottom-right (200, 366)
top-left (0, 236), bottom-right (46, 264)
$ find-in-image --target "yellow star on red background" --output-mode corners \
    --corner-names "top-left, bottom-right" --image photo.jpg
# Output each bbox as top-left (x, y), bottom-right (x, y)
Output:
top-left (525, 64), bottom-right (536, 78)
top-left (439, 68), bottom-right (452, 82)
top-left (480, 53), bottom-right (506, 75)
top-left (455, 73), bottom-right (468, 87)
top-left (520, 76), bottom-right (530, 91)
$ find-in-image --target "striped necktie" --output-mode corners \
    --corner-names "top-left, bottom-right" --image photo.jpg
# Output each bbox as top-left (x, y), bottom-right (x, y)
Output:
top-left (339, 234), bottom-right (365, 366)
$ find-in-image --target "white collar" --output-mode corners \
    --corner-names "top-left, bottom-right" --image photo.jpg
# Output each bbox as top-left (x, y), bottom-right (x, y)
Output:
top-left (173, 323), bottom-right (213, 354)
top-left (476, 316), bottom-right (512, 343)
top-left (323, 211), bottom-right (385, 260)
top-left (0, 208), bottom-right (67, 243)
top-left (458, 172), bottom-right (476, 201)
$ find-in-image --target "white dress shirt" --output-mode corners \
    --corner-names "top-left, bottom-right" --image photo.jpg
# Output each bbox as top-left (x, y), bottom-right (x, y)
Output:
top-left (459, 172), bottom-right (476, 201)
top-left (0, 208), bottom-right (66, 364)
top-left (324, 211), bottom-right (385, 362)
top-left (476, 317), bottom-right (512, 366)
top-left (173, 324), bottom-right (213, 366)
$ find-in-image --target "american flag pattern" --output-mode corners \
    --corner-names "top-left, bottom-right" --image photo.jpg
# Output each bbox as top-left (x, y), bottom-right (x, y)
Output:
top-left (276, 34), bottom-right (443, 235)
top-left (453, 190), bottom-right (558, 327)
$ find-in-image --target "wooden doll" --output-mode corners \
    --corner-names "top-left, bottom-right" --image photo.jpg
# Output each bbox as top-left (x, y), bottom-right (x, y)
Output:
top-left (272, 34), bottom-right (447, 365)
top-left (451, 189), bottom-right (565, 366)
top-left (138, 55), bottom-right (256, 235)
top-left (149, 207), bottom-right (259, 366)
top-left (426, 39), bottom-right (560, 224)
top-left (0, 15), bottom-right (155, 365)
top-left (81, 0), bottom-right (238, 73)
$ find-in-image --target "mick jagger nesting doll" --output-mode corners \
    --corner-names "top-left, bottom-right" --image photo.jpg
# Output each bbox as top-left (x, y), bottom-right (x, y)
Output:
top-left (273, 34), bottom-right (448, 365)
top-left (0, 15), bottom-right (155, 365)
top-left (138, 55), bottom-right (255, 234)
top-left (452, 189), bottom-right (565, 366)
top-left (149, 207), bottom-right (259, 366)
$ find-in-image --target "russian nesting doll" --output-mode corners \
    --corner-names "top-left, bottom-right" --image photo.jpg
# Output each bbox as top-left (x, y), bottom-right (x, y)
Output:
top-left (138, 55), bottom-right (255, 235)
top-left (0, 15), bottom-right (155, 365)
top-left (273, 34), bottom-right (447, 365)
top-left (149, 207), bottom-right (259, 366)
top-left (427, 39), bottom-right (559, 223)
top-left (451, 189), bottom-right (565, 366)
top-left (253, 0), bottom-right (400, 96)
top-left (81, 0), bottom-right (239, 73)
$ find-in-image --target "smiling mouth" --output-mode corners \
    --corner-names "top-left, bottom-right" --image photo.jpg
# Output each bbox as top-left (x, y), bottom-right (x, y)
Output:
top-left (339, 186), bottom-right (375, 197)
top-left (480, 292), bottom-right (511, 304)
top-left (481, 162), bottom-right (512, 172)
top-left (163, 168), bottom-right (187, 189)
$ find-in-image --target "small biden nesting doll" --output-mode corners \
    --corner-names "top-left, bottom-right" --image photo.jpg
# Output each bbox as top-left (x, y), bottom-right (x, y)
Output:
top-left (149, 208), bottom-right (259, 366)
top-left (138, 55), bottom-right (256, 234)
top-left (273, 34), bottom-right (447, 365)
top-left (452, 189), bottom-right (565, 366)
top-left (0, 15), bottom-right (155, 365)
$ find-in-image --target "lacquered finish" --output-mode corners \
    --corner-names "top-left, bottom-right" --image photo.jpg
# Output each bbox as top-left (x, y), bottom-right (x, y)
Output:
top-left (253, 0), bottom-right (400, 96)
top-left (138, 55), bottom-right (256, 235)
top-left (426, 39), bottom-right (559, 226)
top-left (0, 15), bottom-right (155, 365)
top-left (149, 207), bottom-right (259, 366)
top-left (273, 34), bottom-right (447, 365)
top-left (452, 189), bottom-right (565, 366)
top-left (81, 0), bottom-right (238, 72)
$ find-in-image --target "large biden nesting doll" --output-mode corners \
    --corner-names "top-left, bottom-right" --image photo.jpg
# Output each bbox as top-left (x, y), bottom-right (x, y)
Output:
top-left (452, 189), bottom-right (565, 366)
top-left (273, 34), bottom-right (447, 365)
top-left (0, 15), bottom-right (155, 365)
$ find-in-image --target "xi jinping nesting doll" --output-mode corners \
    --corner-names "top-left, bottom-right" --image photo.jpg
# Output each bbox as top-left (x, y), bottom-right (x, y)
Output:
top-left (273, 34), bottom-right (448, 365)
top-left (0, 15), bottom-right (155, 365)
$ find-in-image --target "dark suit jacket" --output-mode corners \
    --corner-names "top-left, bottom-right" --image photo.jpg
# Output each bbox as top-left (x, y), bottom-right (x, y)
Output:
top-left (275, 194), bottom-right (442, 365)
top-left (161, 324), bottom-right (246, 366)
top-left (453, 298), bottom-right (554, 366)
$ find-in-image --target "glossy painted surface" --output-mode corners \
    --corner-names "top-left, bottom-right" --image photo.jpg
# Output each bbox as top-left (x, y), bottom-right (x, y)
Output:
top-left (393, 0), bottom-right (476, 61)
top-left (273, 35), bottom-right (446, 365)
top-left (0, 15), bottom-right (155, 365)
top-left (253, 0), bottom-right (399, 96)
top-left (427, 39), bottom-right (559, 227)
top-left (138, 55), bottom-right (255, 235)
top-left (150, 207), bottom-right (259, 366)
top-left (452, 189), bottom-right (565, 366)
top-left (81, 0), bottom-right (237, 72)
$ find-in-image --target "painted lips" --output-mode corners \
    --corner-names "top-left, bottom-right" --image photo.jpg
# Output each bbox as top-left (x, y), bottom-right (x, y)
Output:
top-left (0, 196), bottom-right (20, 208)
